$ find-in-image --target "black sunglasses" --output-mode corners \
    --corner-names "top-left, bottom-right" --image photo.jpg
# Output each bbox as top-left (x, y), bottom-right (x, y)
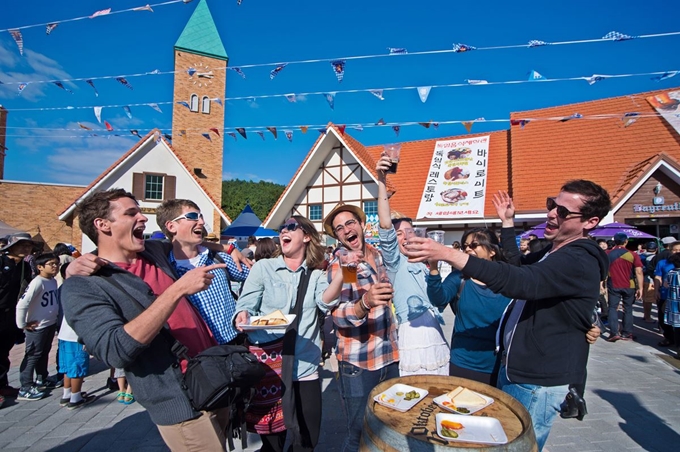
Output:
top-left (278, 222), bottom-right (301, 233)
top-left (461, 242), bottom-right (481, 251)
top-left (546, 197), bottom-right (583, 219)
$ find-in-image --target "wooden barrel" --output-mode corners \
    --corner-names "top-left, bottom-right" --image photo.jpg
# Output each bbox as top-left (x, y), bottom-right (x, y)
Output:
top-left (360, 375), bottom-right (537, 452)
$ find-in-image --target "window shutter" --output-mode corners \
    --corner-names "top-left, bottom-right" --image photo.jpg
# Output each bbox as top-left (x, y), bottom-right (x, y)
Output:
top-left (132, 173), bottom-right (144, 199)
top-left (164, 175), bottom-right (176, 201)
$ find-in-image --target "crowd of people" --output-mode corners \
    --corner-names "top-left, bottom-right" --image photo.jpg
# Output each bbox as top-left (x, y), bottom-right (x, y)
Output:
top-left (1, 156), bottom-right (679, 451)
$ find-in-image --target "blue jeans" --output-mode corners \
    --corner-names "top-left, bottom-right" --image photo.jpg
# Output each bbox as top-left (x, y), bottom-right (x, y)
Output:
top-left (337, 361), bottom-right (399, 452)
top-left (608, 287), bottom-right (635, 336)
top-left (498, 367), bottom-right (567, 451)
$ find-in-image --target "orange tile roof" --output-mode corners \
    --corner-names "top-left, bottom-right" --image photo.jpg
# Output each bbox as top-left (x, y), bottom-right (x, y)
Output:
top-left (509, 86), bottom-right (680, 211)
top-left (58, 129), bottom-right (232, 223)
top-left (365, 130), bottom-right (510, 219)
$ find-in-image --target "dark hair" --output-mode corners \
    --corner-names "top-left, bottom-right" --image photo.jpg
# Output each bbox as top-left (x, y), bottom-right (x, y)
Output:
top-left (52, 243), bottom-right (71, 257)
top-left (254, 238), bottom-right (277, 261)
top-left (596, 239), bottom-right (607, 245)
top-left (452, 241), bottom-right (461, 250)
top-left (606, 239), bottom-right (615, 249)
top-left (77, 189), bottom-right (137, 245)
top-left (156, 199), bottom-right (200, 238)
top-left (669, 241), bottom-right (680, 250)
top-left (391, 218), bottom-right (413, 228)
top-left (529, 239), bottom-right (550, 253)
top-left (461, 228), bottom-right (506, 262)
top-left (560, 179), bottom-right (611, 223)
top-left (35, 252), bottom-right (58, 267)
top-left (668, 251), bottom-right (680, 268)
top-left (248, 236), bottom-right (257, 246)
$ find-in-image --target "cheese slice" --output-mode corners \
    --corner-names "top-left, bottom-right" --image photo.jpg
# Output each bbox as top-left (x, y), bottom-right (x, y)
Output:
top-left (446, 386), bottom-right (486, 407)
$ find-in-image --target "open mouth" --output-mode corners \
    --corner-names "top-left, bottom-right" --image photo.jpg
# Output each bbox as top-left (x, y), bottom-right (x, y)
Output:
top-left (132, 226), bottom-right (145, 240)
top-left (545, 222), bottom-right (558, 234)
top-left (281, 236), bottom-right (292, 245)
top-left (191, 227), bottom-right (203, 238)
top-left (344, 231), bottom-right (360, 248)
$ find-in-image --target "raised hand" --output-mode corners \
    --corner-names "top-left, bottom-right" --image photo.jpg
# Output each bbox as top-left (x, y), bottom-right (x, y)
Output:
top-left (492, 190), bottom-right (515, 227)
top-left (176, 263), bottom-right (227, 296)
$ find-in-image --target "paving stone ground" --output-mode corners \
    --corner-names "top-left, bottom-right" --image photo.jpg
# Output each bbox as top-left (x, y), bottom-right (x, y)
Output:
top-left (1, 303), bottom-right (678, 451)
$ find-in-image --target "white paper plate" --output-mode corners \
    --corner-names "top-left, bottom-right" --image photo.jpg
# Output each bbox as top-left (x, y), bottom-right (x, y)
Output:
top-left (238, 314), bottom-right (295, 331)
top-left (372, 383), bottom-right (428, 412)
top-left (436, 413), bottom-right (508, 444)
top-left (433, 389), bottom-right (494, 415)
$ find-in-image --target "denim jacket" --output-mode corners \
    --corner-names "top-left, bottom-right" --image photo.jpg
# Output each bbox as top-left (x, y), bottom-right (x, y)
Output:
top-left (379, 227), bottom-right (444, 325)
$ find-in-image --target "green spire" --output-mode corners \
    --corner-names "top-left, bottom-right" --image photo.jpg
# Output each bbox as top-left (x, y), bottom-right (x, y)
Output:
top-left (174, 0), bottom-right (228, 61)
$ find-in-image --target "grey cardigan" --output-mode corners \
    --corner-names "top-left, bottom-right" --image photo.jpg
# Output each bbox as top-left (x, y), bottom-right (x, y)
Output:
top-left (61, 240), bottom-right (201, 426)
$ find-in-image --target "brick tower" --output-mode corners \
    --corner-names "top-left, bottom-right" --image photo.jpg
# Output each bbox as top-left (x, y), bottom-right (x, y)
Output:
top-left (172, 0), bottom-right (227, 233)
top-left (0, 105), bottom-right (7, 180)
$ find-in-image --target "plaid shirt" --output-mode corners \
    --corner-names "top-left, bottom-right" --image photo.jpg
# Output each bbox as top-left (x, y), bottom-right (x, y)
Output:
top-left (328, 243), bottom-right (398, 371)
top-left (170, 247), bottom-right (249, 344)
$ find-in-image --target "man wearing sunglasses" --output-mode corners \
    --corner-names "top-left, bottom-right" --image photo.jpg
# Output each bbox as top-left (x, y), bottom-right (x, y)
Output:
top-left (405, 180), bottom-right (611, 450)
top-left (322, 203), bottom-right (398, 452)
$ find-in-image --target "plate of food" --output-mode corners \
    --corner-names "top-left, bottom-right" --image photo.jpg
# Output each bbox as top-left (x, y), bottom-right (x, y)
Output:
top-left (373, 383), bottom-right (428, 412)
top-left (238, 310), bottom-right (295, 331)
top-left (433, 386), bottom-right (494, 415)
top-left (436, 413), bottom-right (508, 444)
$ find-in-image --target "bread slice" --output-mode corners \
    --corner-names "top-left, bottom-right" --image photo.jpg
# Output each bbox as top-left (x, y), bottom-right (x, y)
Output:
top-left (252, 309), bottom-right (288, 326)
top-left (445, 386), bottom-right (486, 407)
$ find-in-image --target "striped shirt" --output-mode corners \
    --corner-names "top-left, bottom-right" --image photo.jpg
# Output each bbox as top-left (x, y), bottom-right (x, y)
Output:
top-left (170, 247), bottom-right (249, 344)
top-left (328, 244), bottom-right (398, 371)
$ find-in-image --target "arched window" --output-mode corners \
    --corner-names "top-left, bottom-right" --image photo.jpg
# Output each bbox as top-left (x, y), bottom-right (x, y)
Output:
top-left (190, 94), bottom-right (199, 112)
top-left (201, 96), bottom-right (211, 114)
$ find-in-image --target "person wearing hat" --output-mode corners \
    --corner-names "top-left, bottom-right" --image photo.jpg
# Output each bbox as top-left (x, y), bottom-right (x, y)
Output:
top-left (323, 203), bottom-right (399, 452)
top-left (0, 233), bottom-right (37, 404)
top-left (606, 232), bottom-right (644, 342)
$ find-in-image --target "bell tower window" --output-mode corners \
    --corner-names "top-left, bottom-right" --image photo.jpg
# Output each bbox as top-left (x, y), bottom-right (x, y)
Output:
top-left (190, 94), bottom-right (199, 112)
top-left (201, 96), bottom-right (211, 114)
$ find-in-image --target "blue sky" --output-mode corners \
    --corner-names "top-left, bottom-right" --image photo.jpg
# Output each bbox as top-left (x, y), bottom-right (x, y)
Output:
top-left (1, 0), bottom-right (679, 186)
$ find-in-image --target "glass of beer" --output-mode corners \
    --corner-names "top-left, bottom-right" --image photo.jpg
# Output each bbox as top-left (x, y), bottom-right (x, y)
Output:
top-left (336, 249), bottom-right (361, 284)
top-left (427, 230), bottom-right (445, 244)
top-left (384, 144), bottom-right (402, 174)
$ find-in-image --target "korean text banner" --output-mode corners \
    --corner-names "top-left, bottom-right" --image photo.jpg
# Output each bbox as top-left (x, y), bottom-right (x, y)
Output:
top-left (416, 136), bottom-right (491, 219)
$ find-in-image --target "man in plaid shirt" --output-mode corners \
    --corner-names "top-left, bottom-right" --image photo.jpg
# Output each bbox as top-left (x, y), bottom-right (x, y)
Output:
top-left (323, 204), bottom-right (398, 452)
top-left (157, 200), bottom-right (249, 345)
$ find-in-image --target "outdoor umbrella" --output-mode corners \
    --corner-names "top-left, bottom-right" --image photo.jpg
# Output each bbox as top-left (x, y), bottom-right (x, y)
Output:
top-left (519, 222), bottom-right (546, 239)
top-left (589, 222), bottom-right (656, 239)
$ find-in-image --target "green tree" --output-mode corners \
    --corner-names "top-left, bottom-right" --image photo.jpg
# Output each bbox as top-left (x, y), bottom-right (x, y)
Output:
top-left (221, 179), bottom-right (285, 221)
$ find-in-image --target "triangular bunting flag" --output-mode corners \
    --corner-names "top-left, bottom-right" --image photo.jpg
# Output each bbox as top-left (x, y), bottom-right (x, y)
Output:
top-left (432, 122), bottom-right (439, 130)
top-left (452, 43), bottom-right (476, 53)
top-left (86, 79), bottom-right (99, 96)
top-left (376, 118), bottom-right (386, 125)
top-left (528, 70), bottom-right (546, 81)
top-left (331, 60), bottom-right (345, 82)
top-left (256, 131), bottom-right (265, 140)
top-left (236, 128), bottom-right (247, 139)
top-left (323, 92), bottom-right (336, 110)
top-left (46, 23), bottom-right (58, 35)
top-left (78, 123), bottom-right (92, 130)
top-left (130, 129), bottom-right (141, 138)
top-left (148, 103), bottom-right (163, 113)
top-left (318, 128), bottom-right (327, 135)
top-left (510, 119), bottom-right (530, 128)
top-left (417, 86), bottom-right (431, 103)
top-left (270, 63), bottom-right (288, 80)
top-left (602, 31), bottom-right (636, 41)
top-left (462, 121), bottom-right (474, 133)
top-left (286, 94), bottom-right (297, 103)
top-left (187, 67), bottom-right (197, 77)
top-left (418, 121), bottom-right (431, 129)
top-left (585, 74), bottom-right (607, 85)
top-left (229, 67), bottom-right (246, 79)
top-left (202, 133), bottom-right (212, 142)
top-left (133, 4), bottom-right (154, 12)
top-left (94, 106), bottom-right (102, 123)
top-left (388, 48), bottom-right (407, 54)
top-left (90, 8), bottom-right (112, 19)
top-left (370, 89), bottom-right (384, 101)
top-left (16, 83), bottom-right (27, 95)
top-left (104, 121), bottom-right (114, 132)
top-left (123, 106), bottom-right (132, 119)
top-left (177, 101), bottom-right (190, 109)
top-left (354, 125), bottom-right (364, 131)
top-left (209, 128), bottom-right (220, 136)
top-left (559, 113), bottom-right (583, 122)
top-left (466, 79), bottom-right (488, 85)
top-left (528, 40), bottom-right (550, 47)
top-left (300, 126), bottom-right (308, 134)
top-left (622, 112), bottom-right (639, 128)
top-left (267, 127), bottom-right (278, 139)
top-left (116, 77), bottom-right (133, 90)
top-left (337, 125), bottom-right (346, 135)
top-left (154, 131), bottom-right (162, 143)
top-left (164, 134), bottom-right (172, 141)
top-left (148, 69), bottom-right (160, 74)
top-left (651, 71), bottom-right (679, 82)
top-left (9, 30), bottom-right (23, 56)
top-left (212, 98), bottom-right (223, 107)
top-left (392, 125), bottom-right (400, 136)
top-left (52, 81), bottom-right (73, 94)
top-left (227, 132), bottom-right (237, 141)
top-left (285, 130), bottom-right (293, 142)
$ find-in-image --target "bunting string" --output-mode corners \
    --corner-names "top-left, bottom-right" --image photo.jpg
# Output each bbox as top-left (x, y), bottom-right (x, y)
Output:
top-left (2, 68), bottom-right (677, 113)
top-left (2, 29), bottom-right (680, 86)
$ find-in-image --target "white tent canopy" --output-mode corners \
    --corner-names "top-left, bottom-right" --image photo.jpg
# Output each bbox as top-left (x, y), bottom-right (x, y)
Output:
top-left (0, 220), bottom-right (25, 237)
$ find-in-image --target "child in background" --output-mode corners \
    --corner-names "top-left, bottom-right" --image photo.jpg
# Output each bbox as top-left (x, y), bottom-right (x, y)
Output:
top-left (15, 253), bottom-right (60, 401)
top-left (57, 307), bottom-right (95, 409)
top-left (115, 369), bottom-right (134, 405)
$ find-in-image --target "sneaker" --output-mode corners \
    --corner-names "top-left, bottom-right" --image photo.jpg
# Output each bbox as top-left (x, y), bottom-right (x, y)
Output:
top-left (47, 375), bottom-right (64, 388)
top-left (17, 386), bottom-right (46, 401)
top-left (106, 378), bottom-right (118, 391)
top-left (607, 335), bottom-right (622, 342)
top-left (59, 397), bottom-right (70, 406)
top-left (621, 334), bottom-right (637, 341)
top-left (0, 386), bottom-right (19, 397)
top-left (67, 394), bottom-right (96, 410)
